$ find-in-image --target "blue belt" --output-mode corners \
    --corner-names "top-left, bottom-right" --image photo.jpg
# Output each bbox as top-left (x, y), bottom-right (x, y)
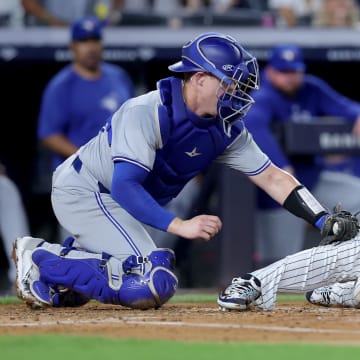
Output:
top-left (72, 156), bottom-right (110, 194)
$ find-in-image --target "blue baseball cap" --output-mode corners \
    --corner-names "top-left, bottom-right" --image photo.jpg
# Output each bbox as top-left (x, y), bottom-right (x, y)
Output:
top-left (71, 16), bottom-right (103, 42)
top-left (268, 44), bottom-right (306, 72)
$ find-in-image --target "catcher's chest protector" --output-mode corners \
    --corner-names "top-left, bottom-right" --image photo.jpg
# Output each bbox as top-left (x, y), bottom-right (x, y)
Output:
top-left (143, 77), bottom-right (242, 203)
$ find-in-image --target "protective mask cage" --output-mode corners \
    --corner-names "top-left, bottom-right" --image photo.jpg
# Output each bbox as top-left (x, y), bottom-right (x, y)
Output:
top-left (216, 56), bottom-right (259, 136)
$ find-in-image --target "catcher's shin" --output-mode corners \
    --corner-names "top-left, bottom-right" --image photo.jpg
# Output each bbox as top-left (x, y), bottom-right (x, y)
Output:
top-left (319, 206), bottom-right (360, 245)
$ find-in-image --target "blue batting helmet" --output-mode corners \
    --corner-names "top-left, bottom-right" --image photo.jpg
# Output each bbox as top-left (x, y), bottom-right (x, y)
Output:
top-left (169, 32), bottom-right (259, 136)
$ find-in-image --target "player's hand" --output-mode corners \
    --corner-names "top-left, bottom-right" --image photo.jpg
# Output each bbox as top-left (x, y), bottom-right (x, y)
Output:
top-left (167, 215), bottom-right (222, 241)
top-left (319, 206), bottom-right (360, 245)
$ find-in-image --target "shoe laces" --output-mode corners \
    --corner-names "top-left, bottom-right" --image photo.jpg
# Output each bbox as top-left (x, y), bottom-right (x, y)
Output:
top-left (225, 277), bottom-right (257, 298)
top-left (315, 286), bottom-right (333, 304)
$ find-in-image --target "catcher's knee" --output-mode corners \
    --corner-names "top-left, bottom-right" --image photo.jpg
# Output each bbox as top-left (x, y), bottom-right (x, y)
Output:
top-left (119, 248), bottom-right (178, 309)
top-left (119, 265), bottom-right (178, 309)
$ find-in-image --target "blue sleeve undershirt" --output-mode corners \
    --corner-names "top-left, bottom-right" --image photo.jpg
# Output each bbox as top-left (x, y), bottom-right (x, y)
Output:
top-left (111, 161), bottom-right (176, 231)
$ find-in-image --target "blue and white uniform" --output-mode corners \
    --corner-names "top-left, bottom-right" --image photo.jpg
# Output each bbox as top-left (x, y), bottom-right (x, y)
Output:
top-left (52, 77), bottom-right (270, 261)
top-left (23, 32), bottom-right (339, 310)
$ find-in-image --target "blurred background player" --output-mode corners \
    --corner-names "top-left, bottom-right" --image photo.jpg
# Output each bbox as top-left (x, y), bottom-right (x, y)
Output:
top-left (245, 43), bottom-right (360, 266)
top-left (0, 161), bottom-right (30, 296)
top-left (35, 15), bottom-right (135, 242)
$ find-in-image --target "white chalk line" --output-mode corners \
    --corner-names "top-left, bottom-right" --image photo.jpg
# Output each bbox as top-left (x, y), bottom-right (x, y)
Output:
top-left (1, 317), bottom-right (360, 335)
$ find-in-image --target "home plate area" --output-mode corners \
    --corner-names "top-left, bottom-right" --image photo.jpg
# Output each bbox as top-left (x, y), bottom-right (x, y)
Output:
top-left (1, 301), bottom-right (360, 344)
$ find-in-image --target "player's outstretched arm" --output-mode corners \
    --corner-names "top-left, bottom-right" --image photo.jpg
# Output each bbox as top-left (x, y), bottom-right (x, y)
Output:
top-left (167, 215), bottom-right (222, 241)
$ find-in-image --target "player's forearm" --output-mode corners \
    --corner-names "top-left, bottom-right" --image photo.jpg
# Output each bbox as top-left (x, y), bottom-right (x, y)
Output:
top-left (250, 163), bottom-right (299, 204)
top-left (251, 163), bottom-right (328, 226)
top-left (42, 135), bottom-right (78, 157)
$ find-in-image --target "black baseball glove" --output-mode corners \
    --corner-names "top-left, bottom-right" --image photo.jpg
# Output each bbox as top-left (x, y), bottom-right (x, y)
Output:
top-left (319, 206), bottom-right (360, 245)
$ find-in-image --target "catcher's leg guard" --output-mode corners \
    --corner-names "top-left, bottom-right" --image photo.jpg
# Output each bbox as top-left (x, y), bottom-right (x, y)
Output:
top-left (31, 280), bottom-right (90, 307)
top-left (32, 246), bottom-right (178, 309)
top-left (32, 248), bottom-right (123, 304)
top-left (119, 249), bottom-right (178, 309)
top-left (30, 237), bottom-right (91, 307)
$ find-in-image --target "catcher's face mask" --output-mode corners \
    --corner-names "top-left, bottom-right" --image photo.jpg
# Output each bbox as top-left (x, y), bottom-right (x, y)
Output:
top-left (168, 32), bottom-right (260, 137)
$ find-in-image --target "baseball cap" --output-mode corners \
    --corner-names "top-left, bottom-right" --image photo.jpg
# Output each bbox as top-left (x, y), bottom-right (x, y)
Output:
top-left (71, 16), bottom-right (103, 42)
top-left (268, 44), bottom-right (306, 72)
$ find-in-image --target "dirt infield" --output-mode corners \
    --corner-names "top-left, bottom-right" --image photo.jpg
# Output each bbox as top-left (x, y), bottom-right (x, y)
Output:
top-left (1, 300), bottom-right (360, 344)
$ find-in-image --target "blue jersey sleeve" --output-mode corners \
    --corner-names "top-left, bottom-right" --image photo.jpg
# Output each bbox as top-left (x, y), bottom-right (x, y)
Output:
top-left (111, 161), bottom-right (176, 231)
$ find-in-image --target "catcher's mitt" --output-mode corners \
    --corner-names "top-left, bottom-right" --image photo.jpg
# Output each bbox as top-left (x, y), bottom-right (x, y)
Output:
top-left (319, 205), bottom-right (360, 245)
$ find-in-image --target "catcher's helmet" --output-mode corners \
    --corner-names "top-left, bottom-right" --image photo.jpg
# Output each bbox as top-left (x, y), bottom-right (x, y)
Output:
top-left (169, 32), bottom-right (259, 136)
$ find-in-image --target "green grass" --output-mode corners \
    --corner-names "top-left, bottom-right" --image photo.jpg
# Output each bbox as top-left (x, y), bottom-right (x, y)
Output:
top-left (0, 292), bottom-right (305, 305)
top-left (1, 294), bottom-right (358, 358)
top-left (0, 296), bottom-right (20, 305)
top-left (0, 336), bottom-right (360, 360)
top-left (170, 292), bottom-right (305, 303)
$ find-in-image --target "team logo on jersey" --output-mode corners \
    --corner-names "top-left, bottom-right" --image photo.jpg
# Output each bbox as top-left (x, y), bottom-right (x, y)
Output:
top-left (185, 147), bottom-right (202, 157)
top-left (101, 92), bottom-right (119, 112)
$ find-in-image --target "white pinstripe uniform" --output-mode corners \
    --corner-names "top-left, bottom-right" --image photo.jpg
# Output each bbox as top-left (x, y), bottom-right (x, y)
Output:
top-left (251, 236), bottom-right (360, 310)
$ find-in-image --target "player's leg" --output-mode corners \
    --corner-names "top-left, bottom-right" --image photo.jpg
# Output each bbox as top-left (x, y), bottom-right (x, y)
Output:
top-left (218, 237), bottom-right (360, 311)
top-left (14, 233), bottom-right (178, 309)
top-left (295, 170), bottom-right (360, 308)
top-left (51, 157), bottom-right (158, 261)
top-left (305, 280), bottom-right (358, 307)
top-left (14, 176), bottom-right (176, 307)
top-left (29, 239), bottom-right (177, 309)
top-left (252, 237), bottom-right (360, 310)
top-left (0, 175), bottom-right (30, 289)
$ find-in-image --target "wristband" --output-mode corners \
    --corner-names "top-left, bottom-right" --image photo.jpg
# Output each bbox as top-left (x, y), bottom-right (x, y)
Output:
top-left (283, 185), bottom-right (327, 225)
